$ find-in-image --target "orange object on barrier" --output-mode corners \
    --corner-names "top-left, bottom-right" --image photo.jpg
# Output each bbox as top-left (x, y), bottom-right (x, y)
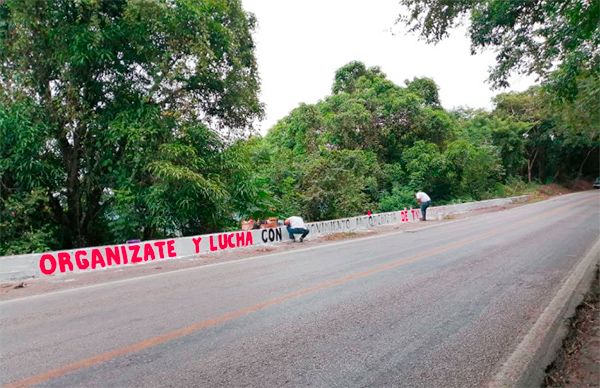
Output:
top-left (241, 219), bottom-right (255, 231)
top-left (260, 217), bottom-right (278, 228)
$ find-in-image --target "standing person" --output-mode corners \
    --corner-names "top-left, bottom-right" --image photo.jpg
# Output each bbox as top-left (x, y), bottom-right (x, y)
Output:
top-left (415, 191), bottom-right (431, 221)
top-left (284, 216), bottom-right (309, 242)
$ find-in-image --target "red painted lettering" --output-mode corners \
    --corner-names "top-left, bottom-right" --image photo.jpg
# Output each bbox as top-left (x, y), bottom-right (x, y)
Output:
top-left (236, 232), bottom-right (245, 247)
top-left (411, 208), bottom-right (421, 220)
top-left (91, 248), bottom-right (106, 269)
top-left (120, 245), bottom-right (129, 264)
top-left (58, 252), bottom-right (73, 273)
top-left (192, 237), bottom-right (202, 254)
top-left (143, 243), bottom-right (156, 261)
top-left (245, 231), bottom-right (253, 246)
top-left (218, 234), bottom-right (228, 250)
top-left (105, 246), bottom-right (122, 266)
top-left (209, 236), bottom-right (218, 252)
top-left (227, 233), bottom-right (235, 248)
top-left (400, 209), bottom-right (409, 222)
top-left (154, 241), bottom-right (167, 258)
top-left (39, 254), bottom-right (57, 275)
top-left (129, 244), bottom-right (142, 263)
top-left (167, 240), bottom-right (176, 258)
top-left (75, 250), bottom-right (90, 270)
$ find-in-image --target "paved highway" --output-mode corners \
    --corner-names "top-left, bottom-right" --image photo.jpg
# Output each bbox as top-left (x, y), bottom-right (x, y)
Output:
top-left (1, 191), bottom-right (598, 387)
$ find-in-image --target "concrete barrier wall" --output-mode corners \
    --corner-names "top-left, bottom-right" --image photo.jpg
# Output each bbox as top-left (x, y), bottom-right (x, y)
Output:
top-left (427, 195), bottom-right (529, 220)
top-left (0, 195), bottom-right (528, 281)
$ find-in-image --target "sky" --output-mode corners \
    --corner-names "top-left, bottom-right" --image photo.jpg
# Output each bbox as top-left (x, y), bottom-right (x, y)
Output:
top-left (242, 0), bottom-right (537, 134)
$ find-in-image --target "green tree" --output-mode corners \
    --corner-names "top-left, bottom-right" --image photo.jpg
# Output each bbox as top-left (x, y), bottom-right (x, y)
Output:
top-left (0, 189), bottom-right (59, 255)
top-left (378, 187), bottom-right (416, 212)
top-left (444, 140), bottom-right (504, 199)
top-left (547, 73), bottom-right (600, 178)
top-left (493, 84), bottom-right (598, 182)
top-left (401, 141), bottom-right (447, 196)
top-left (0, 0), bottom-right (262, 248)
top-left (298, 150), bottom-right (380, 221)
top-left (493, 89), bottom-right (555, 182)
top-left (332, 61), bottom-right (371, 94)
top-left (398, 0), bottom-right (600, 96)
top-left (275, 62), bottom-right (454, 164)
top-left (455, 112), bottom-right (528, 178)
top-left (405, 77), bottom-right (441, 107)
top-left (222, 138), bottom-right (279, 223)
top-left (267, 104), bottom-right (324, 155)
top-left (262, 62), bottom-right (458, 215)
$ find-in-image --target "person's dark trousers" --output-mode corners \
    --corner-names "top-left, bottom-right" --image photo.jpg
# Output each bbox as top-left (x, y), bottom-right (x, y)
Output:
top-left (420, 200), bottom-right (431, 221)
top-left (287, 225), bottom-right (309, 241)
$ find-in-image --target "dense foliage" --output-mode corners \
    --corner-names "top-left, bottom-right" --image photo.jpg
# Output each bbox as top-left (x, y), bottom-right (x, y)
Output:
top-left (0, 2), bottom-right (597, 255)
top-left (1, 0), bottom-right (262, 253)
top-left (242, 64), bottom-right (596, 224)
top-left (397, 0), bottom-right (599, 99)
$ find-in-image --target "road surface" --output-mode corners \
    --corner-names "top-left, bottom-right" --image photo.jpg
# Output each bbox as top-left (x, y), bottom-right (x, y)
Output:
top-left (1, 191), bottom-right (599, 387)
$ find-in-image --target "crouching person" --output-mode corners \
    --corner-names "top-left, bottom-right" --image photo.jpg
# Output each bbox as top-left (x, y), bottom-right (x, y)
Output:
top-left (284, 216), bottom-right (309, 242)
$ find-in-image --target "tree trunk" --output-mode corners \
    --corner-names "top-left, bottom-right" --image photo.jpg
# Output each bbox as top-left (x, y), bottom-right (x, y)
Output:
top-left (527, 149), bottom-right (538, 184)
top-left (553, 167), bottom-right (561, 182)
top-left (577, 148), bottom-right (595, 179)
top-left (59, 125), bottom-right (85, 247)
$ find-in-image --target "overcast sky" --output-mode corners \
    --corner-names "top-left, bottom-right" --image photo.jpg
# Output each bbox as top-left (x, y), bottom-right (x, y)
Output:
top-left (242, 0), bottom-right (537, 134)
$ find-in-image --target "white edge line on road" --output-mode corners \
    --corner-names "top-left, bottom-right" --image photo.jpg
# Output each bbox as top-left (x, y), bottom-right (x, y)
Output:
top-left (488, 237), bottom-right (600, 388)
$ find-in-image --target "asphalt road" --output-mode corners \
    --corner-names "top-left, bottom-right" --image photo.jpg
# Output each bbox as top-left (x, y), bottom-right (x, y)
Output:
top-left (1, 191), bottom-right (599, 387)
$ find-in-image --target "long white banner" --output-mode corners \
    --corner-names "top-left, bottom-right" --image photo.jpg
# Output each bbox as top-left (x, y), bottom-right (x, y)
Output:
top-left (33, 208), bottom-right (421, 277)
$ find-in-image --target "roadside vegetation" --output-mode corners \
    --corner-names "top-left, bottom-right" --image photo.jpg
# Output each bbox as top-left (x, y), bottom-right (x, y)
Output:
top-left (1, 0), bottom-right (598, 254)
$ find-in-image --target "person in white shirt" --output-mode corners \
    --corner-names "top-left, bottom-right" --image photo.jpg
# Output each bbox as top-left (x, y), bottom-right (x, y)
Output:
top-left (284, 216), bottom-right (309, 242)
top-left (415, 191), bottom-right (431, 221)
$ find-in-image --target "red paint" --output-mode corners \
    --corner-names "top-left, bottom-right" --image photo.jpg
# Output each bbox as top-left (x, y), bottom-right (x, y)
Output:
top-left (192, 237), bottom-right (202, 254)
top-left (129, 244), bottom-right (142, 263)
top-left (105, 246), bottom-right (124, 266)
top-left (90, 248), bottom-right (106, 269)
top-left (166, 240), bottom-right (176, 258)
top-left (143, 243), bottom-right (156, 261)
top-left (120, 246), bottom-right (128, 263)
top-left (400, 209), bottom-right (409, 222)
top-left (209, 236), bottom-right (218, 251)
top-left (410, 208), bottom-right (420, 220)
top-left (206, 231), bottom-right (254, 253)
top-left (75, 250), bottom-right (90, 270)
top-left (236, 232), bottom-right (246, 246)
top-left (154, 241), bottom-right (166, 259)
top-left (218, 234), bottom-right (228, 250)
top-left (39, 254), bottom-right (57, 275)
top-left (36, 231), bottom-right (253, 277)
top-left (58, 252), bottom-right (74, 273)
